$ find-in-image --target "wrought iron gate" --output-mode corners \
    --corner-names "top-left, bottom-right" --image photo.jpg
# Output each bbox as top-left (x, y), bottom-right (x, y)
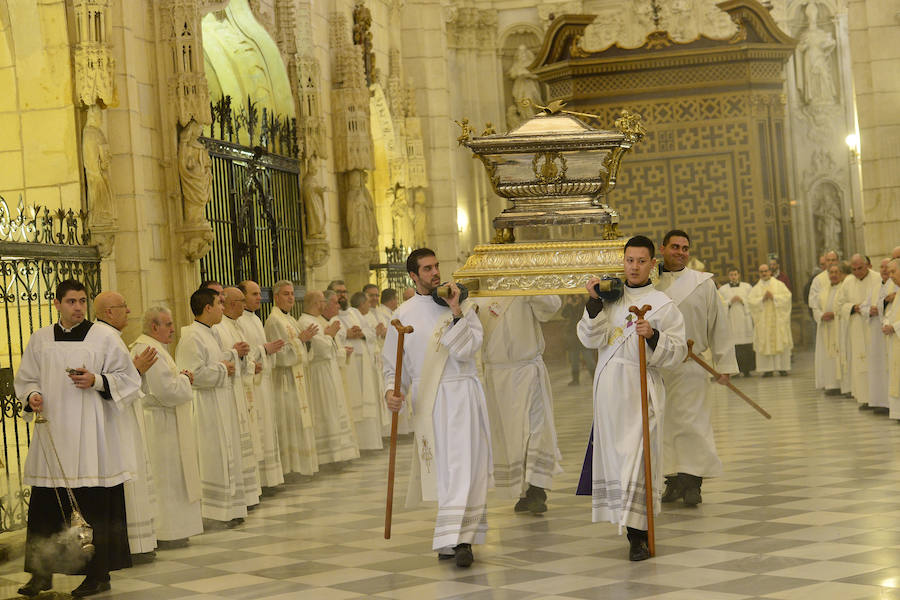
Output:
top-left (199, 96), bottom-right (306, 321)
top-left (0, 197), bottom-right (100, 532)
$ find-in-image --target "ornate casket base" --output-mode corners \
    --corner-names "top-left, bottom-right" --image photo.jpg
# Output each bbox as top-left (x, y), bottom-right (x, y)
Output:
top-left (453, 238), bottom-right (625, 296)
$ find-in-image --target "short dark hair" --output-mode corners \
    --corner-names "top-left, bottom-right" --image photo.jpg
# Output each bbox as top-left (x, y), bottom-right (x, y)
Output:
top-left (381, 288), bottom-right (398, 304)
top-left (728, 267), bottom-right (740, 274)
top-left (406, 248), bottom-right (436, 277)
top-left (327, 280), bottom-right (345, 291)
top-left (624, 235), bottom-right (655, 258)
top-left (199, 280), bottom-right (223, 290)
top-left (190, 288), bottom-right (219, 317)
top-left (662, 230), bottom-right (690, 246)
top-left (56, 279), bottom-right (86, 301)
top-left (362, 283), bottom-right (378, 293)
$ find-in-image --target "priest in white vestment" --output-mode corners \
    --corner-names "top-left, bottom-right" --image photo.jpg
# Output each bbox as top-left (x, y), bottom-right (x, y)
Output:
top-left (869, 259), bottom-right (897, 412)
top-left (577, 236), bottom-right (686, 562)
top-left (813, 265), bottom-right (847, 394)
top-left (375, 289), bottom-right (411, 434)
top-left (384, 248), bottom-right (492, 569)
top-left (883, 259), bottom-right (900, 419)
top-left (475, 294), bottom-right (563, 514)
top-left (809, 251), bottom-right (840, 388)
top-left (298, 290), bottom-right (360, 464)
top-left (237, 280), bottom-right (287, 488)
top-left (132, 307), bottom-right (203, 547)
top-left (337, 292), bottom-right (384, 449)
top-left (355, 292), bottom-right (393, 436)
top-left (835, 255), bottom-right (884, 407)
top-left (93, 292), bottom-right (158, 560)
top-left (656, 230), bottom-right (736, 507)
top-left (264, 281), bottom-right (320, 476)
top-left (15, 280), bottom-right (142, 597)
top-left (718, 268), bottom-right (755, 376)
top-left (748, 264), bottom-right (793, 375)
top-left (175, 288), bottom-right (248, 526)
top-left (215, 287), bottom-right (261, 507)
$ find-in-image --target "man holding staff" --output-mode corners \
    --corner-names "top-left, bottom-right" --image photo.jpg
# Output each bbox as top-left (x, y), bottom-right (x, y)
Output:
top-left (578, 236), bottom-right (686, 561)
top-left (656, 230), bottom-right (736, 506)
top-left (383, 248), bottom-right (492, 568)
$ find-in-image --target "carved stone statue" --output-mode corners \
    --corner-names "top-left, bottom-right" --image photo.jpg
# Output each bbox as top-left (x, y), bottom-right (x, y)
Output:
top-left (812, 183), bottom-right (843, 256)
top-left (302, 155), bottom-right (327, 239)
top-left (345, 169), bottom-right (378, 249)
top-left (178, 119), bottom-right (212, 225)
top-left (506, 45), bottom-right (543, 129)
top-left (82, 105), bottom-right (115, 224)
top-left (798, 3), bottom-right (837, 105)
top-left (413, 189), bottom-right (427, 246)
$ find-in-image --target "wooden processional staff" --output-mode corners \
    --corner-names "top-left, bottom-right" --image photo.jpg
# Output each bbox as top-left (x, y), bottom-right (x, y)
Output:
top-left (384, 319), bottom-right (413, 540)
top-left (629, 304), bottom-right (655, 557)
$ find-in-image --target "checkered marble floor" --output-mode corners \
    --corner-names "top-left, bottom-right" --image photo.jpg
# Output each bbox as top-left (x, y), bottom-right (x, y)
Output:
top-left (4, 350), bottom-right (900, 599)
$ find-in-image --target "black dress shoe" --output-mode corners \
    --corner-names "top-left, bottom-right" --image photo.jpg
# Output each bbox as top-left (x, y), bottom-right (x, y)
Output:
top-left (514, 497), bottom-right (530, 512)
top-left (762, 372), bottom-right (773, 377)
top-left (157, 538), bottom-right (190, 550)
top-left (629, 538), bottom-right (650, 561)
top-left (859, 403), bottom-right (871, 410)
top-left (17, 575), bottom-right (51, 597)
top-left (71, 577), bottom-right (111, 597)
top-left (779, 370), bottom-right (789, 376)
top-left (131, 550), bottom-right (156, 564)
top-left (525, 485), bottom-right (547, 514)
top-left (661, 474), bottom-right (684, 503)
top-left (874, 407), bottom-right (890, 415)
top-left (454, 543), bottom-right (474, 567)
top-left (681, 473), bottom-right (703, 506)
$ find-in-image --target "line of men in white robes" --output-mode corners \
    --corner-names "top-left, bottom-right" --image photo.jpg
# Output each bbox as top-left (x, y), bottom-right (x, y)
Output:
top-left (810, 249), bottom-right (900, 417)
top-left (120, 279), bottom-right (408, 557)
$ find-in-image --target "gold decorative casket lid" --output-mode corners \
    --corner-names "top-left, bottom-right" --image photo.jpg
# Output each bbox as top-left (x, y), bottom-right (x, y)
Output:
top-left (454, 105), bottom-right (645, 296)
top-left (459, 106), bottom-right (644, 231)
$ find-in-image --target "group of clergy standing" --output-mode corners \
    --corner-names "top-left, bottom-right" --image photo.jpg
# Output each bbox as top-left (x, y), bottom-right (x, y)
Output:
top-left (810, 248), bottom-right (900, 416)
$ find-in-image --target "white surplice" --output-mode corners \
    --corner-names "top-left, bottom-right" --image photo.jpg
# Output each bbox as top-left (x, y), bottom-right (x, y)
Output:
top-left (16, 321), bottom-right (141, 488)
top-left (657, 268), bottom-right (735, 479)
top-left (835, 270), bottom-right (882, 405)
top-left (237, 310), bottom-right (284, 487)
top-left (131, 334), bottom-right (203, 542)
top-left (297, 313), bottom-right (360, 464)
top-left (89, 320), bottom-right (158, 555)
top-left (264, 308), bottom-right (319, 476)
top-left (382, 294), bottom-right (492, 551)
top-left (475, 295), bottom-right (563, 498)
top-left (748, 278), bottom-right (793, 372)
top-left (374, 304), bottom-right (411, 434)
top-left (812, 283), bottom-right (843, 390)
top-left (884, 294), bottom-right (900, 419)
top-left (175, 321), bottom-right (247, 522)
top-left (338, 308), bottom-right (383, 450)
top-left (717, 282), bottom-right (753, 345)
top-left (577, 284), bottom-right (686, 531)
top-left (362, 309), bottom-right (393, 435)
top-left (214, 317), bottom-right (261, 506)
top-left (868, 280), bottom-right (896, 409)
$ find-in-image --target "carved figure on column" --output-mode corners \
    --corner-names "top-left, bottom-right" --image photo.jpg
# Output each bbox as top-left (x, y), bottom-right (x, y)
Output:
top-left (82, 105), bottom-right (115, 225)
top-left (345, 170), bottom-right (378, 249)
top-left (798, 2), bottom-right (837, 105)
top-left (812, 183), bottom-right (843, 256)
top-left (506, 45), bottom-right (542, 129)
top-left (178, 119), bottom-right (212, 225)
top-left (413, 189), bottom-right (427, 246)
top-left (302, 154), bottom-right (327, 240)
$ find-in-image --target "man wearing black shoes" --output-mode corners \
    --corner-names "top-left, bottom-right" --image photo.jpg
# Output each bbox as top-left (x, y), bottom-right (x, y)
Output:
top-left (656, 231), bottom-right (737, 507)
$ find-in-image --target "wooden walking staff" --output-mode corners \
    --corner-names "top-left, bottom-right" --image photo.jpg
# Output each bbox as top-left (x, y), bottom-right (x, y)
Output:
top-left (629, 304), bottom-right (656, 557)
top-left (685, 340), bottom-right (772, 420)
top-left (385, 319), bottom-right (414, 539)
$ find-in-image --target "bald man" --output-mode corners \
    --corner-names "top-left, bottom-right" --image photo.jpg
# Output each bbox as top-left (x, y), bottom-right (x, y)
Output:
top-left (810, 251), bottom-right (839, 389)
top-left (214, 287), bottom-right (261, 508)
top-left (297, 291), bottom-right (359, 464)
top-left (94, 292), bottom-right (159, 562)
top-left (835, 254), bottom-right (883, 408)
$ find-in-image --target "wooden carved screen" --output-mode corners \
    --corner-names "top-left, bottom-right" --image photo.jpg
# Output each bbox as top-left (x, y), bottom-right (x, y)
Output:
top-left (531, 0), bottom-right (796, 286)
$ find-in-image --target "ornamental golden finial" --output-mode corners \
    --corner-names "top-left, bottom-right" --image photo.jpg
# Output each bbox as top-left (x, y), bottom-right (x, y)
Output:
top-left (454, 118), bottom-right (473, 146)
top-left (481, 122), bottom-right (496, 136)
top-left (614, 110), bottom-right (647, 142)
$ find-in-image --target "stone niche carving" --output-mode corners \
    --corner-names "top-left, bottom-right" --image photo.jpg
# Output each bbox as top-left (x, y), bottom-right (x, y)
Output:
top-left (796, 2), bottom-right (838, 106)
top-left (302, 154), bottom-right (327, 240)
top-left (82, 105), bottom-right (115, 225)
top-left (73, 0), bottom-right (117, 108)
top-left (445, 5), bottom-right (497, 50)
top-left (501, 27), bottom-right (544, 130)
top-left (579, 0), bottom-right (737, 52)
top-left (811, 181), bottom-right (844, 257)
top-left (178, 119), bottom-right (212, 226)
